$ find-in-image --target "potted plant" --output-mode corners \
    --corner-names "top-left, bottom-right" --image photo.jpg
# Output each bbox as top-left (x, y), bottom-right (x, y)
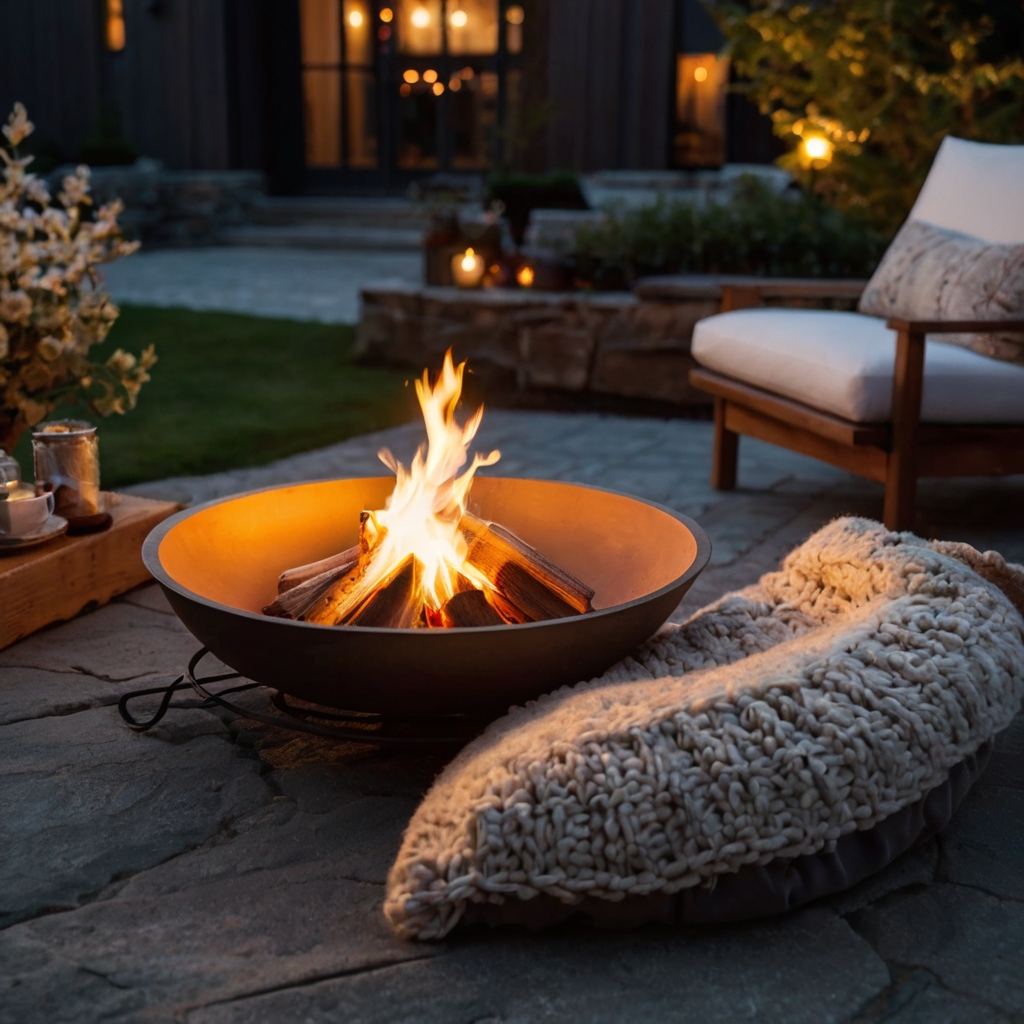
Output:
top-left (0, 103), bottom-right (154, 453)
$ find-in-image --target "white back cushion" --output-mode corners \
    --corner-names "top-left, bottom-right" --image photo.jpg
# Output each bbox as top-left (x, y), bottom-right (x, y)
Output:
top-left (910, 137), bottom-right (1024, 244)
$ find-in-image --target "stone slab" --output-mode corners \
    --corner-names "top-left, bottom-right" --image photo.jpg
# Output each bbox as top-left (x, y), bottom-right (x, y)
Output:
top-left (0, 705), bottom-right (267, 927)
top-left (184, 909), bottom-right (888, 1024)
top-left (849, 884), bottom-right (1024, 1017)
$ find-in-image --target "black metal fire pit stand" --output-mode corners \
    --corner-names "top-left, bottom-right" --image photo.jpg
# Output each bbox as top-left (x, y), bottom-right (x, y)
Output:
top-left (118, 647), bottom-right (485, 747)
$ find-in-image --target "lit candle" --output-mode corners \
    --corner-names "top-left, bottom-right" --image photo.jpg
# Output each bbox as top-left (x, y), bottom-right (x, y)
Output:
top-left (451, 247), bottom-right (485, 288)
top-left (516, 263), bottom-right (534, 288)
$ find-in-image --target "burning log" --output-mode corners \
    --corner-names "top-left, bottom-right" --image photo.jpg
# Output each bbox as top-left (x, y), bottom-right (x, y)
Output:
top-left (461, 513), bottom-right (594, 621)
top-left (263, 561), bottom-right (356, 619)
top-left (347, 556), bottom-right (424, 628)
top-left (303, 557), bottom-right (378, 626)
top-left (442, 588), bottom-right (505, 627)
top-left (276, 545), bottom-right (360, 594)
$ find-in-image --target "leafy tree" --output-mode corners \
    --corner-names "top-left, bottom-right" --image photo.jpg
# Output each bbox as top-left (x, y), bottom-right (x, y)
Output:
top-left (708, 0), bottom-right (1024, 231)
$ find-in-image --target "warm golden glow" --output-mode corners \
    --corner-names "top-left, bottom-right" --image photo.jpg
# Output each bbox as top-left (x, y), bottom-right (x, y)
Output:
top-left (802, 134), bottom-right (833, 164)
top-left (693, 66), bottom-right (708, 83)
top-left (450, 8), bottom-right (468, 27)
top-left (516, 264), bottom-right (534, 288)
top-left (403, 68), bottom-right (420, 83)
top-left (449, 77), bottom-right (462, 91)
top-left (380, 7), bottom-right (394, 21)
top-left (400, 83), bottom-right (412, 96)
top-left (432, 81), bottom-right (445, 95)
top-left (411, 5), bottom-right (430, 27)
top-left (459, 66), bottom-right (474, 79)
top-left (357, 351), bottom-right (499, 612)
top-left (423, 68), bottom-right (438, 83)
top-left (506, 4), bottom-right (524, 24)
top-left (461, 249), bottom-right (477, 272)
top-left (105, 0), bottom-right (125, 51)
top-left (348, 9), bottom-right (364, 26)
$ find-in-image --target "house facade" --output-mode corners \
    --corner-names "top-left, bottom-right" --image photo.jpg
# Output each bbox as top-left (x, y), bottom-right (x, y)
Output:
top-left (0, 0), bottom-right (778, 193)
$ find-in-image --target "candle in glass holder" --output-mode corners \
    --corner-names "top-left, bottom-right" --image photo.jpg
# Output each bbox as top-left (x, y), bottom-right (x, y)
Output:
top-left (451, 247), bottom-right (485, 288)
top-left (32, 420), bottom-right (103, 525)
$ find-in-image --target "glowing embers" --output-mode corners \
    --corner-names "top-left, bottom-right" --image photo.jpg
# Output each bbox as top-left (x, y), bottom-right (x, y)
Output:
top-left (264, 352), bottom-right (594, 629)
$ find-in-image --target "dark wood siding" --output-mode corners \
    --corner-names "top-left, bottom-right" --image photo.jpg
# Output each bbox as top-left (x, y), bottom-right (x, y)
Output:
top-left (0, 0), bottom-right (102, 163)
top-left (545, 0), bottom-right (675, 172)
top-left (115, 0), bottom-right (230, 170)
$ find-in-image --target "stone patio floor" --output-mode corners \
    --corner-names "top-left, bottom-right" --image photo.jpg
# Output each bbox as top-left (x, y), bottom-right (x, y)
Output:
top-left (3, 410), bottom-right (1023, 1024)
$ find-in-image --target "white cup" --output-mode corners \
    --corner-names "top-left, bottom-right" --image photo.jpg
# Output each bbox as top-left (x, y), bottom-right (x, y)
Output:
top-left (0, 491), bottom-right (55, 537)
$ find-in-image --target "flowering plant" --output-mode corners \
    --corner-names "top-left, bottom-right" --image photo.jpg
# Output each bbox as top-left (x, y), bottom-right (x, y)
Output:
top-left (0, 103), bottom-right (155, 451)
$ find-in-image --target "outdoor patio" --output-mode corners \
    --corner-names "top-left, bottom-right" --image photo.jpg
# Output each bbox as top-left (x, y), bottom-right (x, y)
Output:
top-left (3, 409), bottom-right (1022, 1023)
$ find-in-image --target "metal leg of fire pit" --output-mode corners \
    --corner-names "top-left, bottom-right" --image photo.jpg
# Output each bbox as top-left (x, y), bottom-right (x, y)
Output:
top-left (117, 647), bottom-right (485, 747)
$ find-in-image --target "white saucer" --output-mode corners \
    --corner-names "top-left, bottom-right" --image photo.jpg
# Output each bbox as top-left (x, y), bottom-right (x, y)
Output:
top-left (0, 514), bottom-right (69, 553)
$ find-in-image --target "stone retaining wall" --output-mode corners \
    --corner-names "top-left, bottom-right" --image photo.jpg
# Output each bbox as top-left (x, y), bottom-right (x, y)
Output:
top-left (356, 276), bottom-right (861, 406)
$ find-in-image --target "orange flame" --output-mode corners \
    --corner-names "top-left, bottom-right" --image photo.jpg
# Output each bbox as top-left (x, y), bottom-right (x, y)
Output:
top-left (367, 350), bottom-right (499, 610)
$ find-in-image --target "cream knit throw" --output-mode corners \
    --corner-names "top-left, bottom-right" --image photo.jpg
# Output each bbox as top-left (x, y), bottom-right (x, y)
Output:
top-left (385, 518), bottom-right (1024, 939)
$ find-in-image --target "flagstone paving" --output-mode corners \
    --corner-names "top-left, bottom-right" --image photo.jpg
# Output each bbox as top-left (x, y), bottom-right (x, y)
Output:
top-left (2, 411), bottom-right (1023, 1024)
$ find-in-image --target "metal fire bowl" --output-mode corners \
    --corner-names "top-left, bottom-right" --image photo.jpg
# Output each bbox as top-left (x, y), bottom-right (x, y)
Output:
top-left (143, 478), bottom-right (711, 718)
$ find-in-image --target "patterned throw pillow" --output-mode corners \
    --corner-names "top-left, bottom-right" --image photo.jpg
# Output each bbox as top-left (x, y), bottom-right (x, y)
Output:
top-left (859, 220), bottom-right (1024, 364)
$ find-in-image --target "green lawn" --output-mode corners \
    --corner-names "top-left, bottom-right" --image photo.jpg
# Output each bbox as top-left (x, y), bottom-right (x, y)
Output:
top-left (12, 306), bottom-right (418, 489)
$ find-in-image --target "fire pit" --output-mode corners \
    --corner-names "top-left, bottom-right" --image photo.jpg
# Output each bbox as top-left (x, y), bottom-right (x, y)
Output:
top-left (143, 476), bottom-right (709, 718)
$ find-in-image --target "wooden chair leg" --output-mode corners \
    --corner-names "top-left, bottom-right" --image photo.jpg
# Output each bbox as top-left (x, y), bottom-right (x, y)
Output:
top-left (712, 397), bottom-right (738, 490)
top-left (883, 327), bottom-right (926, 531)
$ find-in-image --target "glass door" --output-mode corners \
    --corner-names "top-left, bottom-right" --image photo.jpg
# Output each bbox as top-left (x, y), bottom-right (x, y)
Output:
top-left (300, 0), bottom-right (379, 179)
top-left (300, 0), bottom-right (523, 185)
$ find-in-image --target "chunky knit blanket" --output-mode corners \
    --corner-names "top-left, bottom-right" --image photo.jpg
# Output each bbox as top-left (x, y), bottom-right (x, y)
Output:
top-left (385, 518), bottom-right (1024, 939)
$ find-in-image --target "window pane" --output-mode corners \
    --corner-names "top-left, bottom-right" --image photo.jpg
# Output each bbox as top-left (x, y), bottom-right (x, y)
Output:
top-left (343, 0), bottom-right (373, 65)
top-left (449, 65), bottom-right (497, 169)
top-left (447, 0), bottom-right (498, 56)
top-left (396, 0), bottom-right (443, 55)
top-left (304, 69), bottom-right (342, 166)
top-left (346, 69), bottom-right (378, 168)
top-left (397, 80), bottom-right (438, 168)
top-left (674, 54), bottom-right (728, 168)
top-left (301, 0), bottom-right (340, 66)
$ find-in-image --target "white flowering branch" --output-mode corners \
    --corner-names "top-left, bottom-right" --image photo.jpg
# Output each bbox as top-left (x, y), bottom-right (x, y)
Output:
top-left (0, 102), bottom-right (155, 449)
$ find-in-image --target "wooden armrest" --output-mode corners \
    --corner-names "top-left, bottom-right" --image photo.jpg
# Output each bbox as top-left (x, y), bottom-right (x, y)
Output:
top-left (886, 317), bottom-right (1024, 334)
top-left (722, 278), bottom-right (867, 312)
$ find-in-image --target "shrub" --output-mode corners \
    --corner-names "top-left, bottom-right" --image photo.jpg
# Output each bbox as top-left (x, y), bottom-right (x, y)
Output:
top-left (572, 174), bottom-right (890, 286)
top-left (708, 0), bottom-right (1024, 233)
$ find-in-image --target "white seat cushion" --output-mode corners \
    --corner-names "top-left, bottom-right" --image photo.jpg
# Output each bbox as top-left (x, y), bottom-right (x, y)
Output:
top-left (691, 308), bottom-right (1024, 423)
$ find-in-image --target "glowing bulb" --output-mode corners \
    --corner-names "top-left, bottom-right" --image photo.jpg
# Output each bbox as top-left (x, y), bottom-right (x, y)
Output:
top-left (411, 6), bottom-right (430, 27)
top-left (461, 248), bottom-right (477, 271)
top-left (423, 68), bottom-right (438, 83)
top-left (403, 68), bottom-right (420, 83)
top-left (506, 5), bottom-right (524, 24)
top-left (348, 9), bottom-right (363, 27)
top-left (516, 264), bottom-right (534, 288)
top-left (432, 81), bottom-right (444, 95)
top-left (802, 135), bottom-right (833, 162)
top-left (380, 7), bottom-right (393, 21)
top-left (693, 66), bottom-right (708, 82)
top-left (450, 9), bottom-right (467, 26)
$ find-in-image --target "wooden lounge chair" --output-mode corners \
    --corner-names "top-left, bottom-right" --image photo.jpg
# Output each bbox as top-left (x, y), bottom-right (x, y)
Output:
top-left (688, 138), bottom-right (1024, 530)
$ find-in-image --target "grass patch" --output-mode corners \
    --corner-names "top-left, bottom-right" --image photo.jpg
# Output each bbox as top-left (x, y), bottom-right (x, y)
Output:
top-left (13, 306), bottom-right (417, 489)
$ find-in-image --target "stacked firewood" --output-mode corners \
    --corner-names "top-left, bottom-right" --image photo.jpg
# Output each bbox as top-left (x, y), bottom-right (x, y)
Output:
top-left (264, 513), bottom-right (593, 628)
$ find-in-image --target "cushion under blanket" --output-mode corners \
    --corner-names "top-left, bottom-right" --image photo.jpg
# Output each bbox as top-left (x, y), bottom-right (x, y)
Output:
top-left (385, 518), bottom-right (1024, 940)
